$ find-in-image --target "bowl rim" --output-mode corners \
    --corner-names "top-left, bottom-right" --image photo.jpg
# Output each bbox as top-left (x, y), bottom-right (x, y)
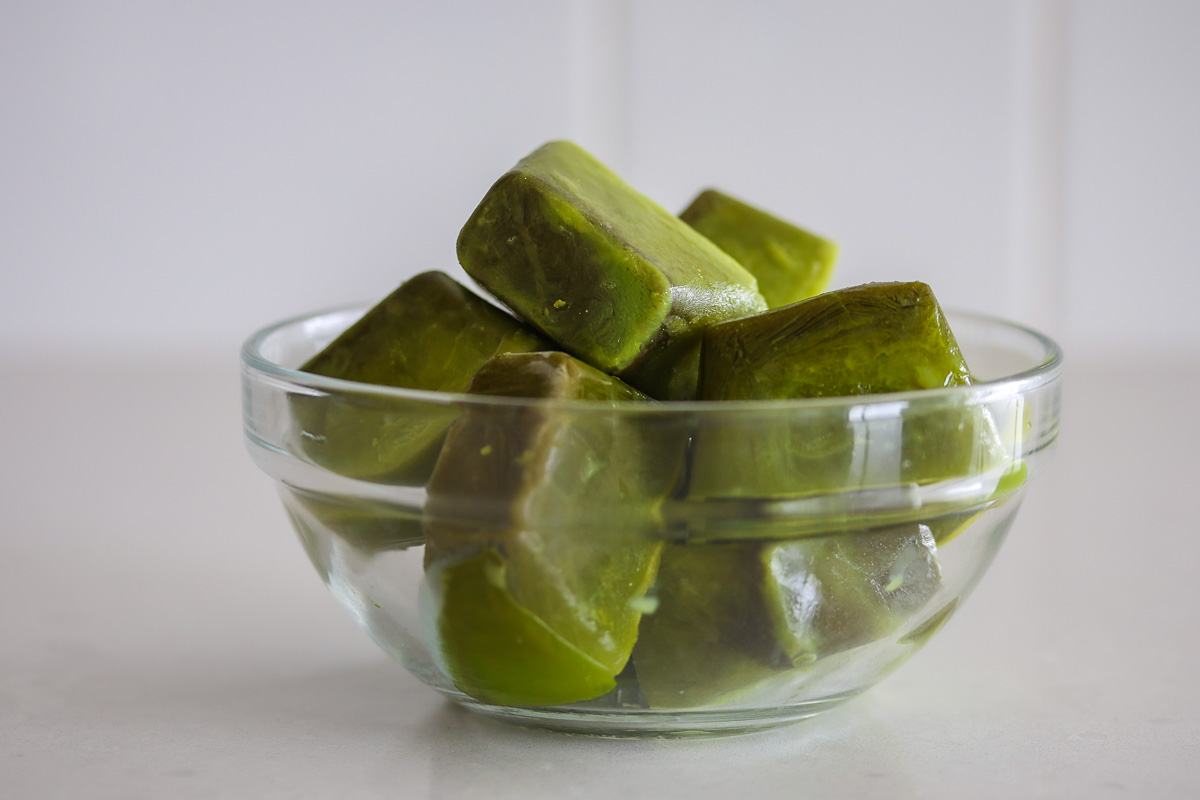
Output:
top-left (241, 303), bottom-right (1063, 413)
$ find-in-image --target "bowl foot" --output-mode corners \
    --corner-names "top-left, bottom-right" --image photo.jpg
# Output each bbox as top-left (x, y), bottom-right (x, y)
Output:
top-left (446, 690), bottom-right (862, 739)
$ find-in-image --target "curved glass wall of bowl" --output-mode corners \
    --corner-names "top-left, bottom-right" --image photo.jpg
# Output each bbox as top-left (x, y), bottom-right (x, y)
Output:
top-left (241, 306), bottom-right (1061, 738)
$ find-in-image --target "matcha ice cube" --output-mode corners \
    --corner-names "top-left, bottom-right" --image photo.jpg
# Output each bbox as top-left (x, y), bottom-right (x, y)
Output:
top-left (681, 189), bottom-right (838, 308)
top-left (425, 352), bottom-right (687, 706)
top-left (295, 271), bottom-right (549, 484)
top-left (691, 282), bottom-right (1001, 500)
top-left (457, 141), bottom-right (767, 400)
top-left (632, 524), bottom-right (942, 709)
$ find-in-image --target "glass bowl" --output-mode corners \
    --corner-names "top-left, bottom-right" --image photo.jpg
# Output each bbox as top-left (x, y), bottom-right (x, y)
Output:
top-left (241, 306), bottom-right (1062, 738)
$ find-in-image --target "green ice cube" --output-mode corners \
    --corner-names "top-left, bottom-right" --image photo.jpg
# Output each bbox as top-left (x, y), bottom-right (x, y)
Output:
top-left (457, 141), bottom-right (767, 400)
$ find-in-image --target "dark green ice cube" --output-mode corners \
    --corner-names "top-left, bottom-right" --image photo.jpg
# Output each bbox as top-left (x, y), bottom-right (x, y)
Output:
top-left (425, 352), bottom-right (688, 706)
top-left (294, 271), bottom-right (550, 485)
top-left (632, 524), bottom-right (942, 708)
top-left (691, 282), bottom-right (1001, 500)
top-left (457, 141), bottom-right (767, 400)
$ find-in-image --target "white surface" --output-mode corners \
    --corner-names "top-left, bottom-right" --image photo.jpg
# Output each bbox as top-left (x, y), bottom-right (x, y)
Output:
top-left (3, 355), bottom-right (1198, 798)
top-left (4, 1), bottom-right (1200, 360)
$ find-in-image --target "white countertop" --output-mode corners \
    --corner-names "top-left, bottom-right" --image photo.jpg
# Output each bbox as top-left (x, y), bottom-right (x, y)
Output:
top-left (3, 354), bottom-right (1198, 798)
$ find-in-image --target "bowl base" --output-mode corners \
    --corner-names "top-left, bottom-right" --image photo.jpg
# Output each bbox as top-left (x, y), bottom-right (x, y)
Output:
top-left (447, 689), bottom-right (863, 739)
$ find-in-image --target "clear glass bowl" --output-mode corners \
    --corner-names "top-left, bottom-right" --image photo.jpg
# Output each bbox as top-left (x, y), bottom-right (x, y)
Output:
top-left (241, 306), bottom-right (1062, 738)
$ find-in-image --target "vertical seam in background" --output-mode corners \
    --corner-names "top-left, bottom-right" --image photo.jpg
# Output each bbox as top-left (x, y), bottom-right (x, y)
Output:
top-left (1009, 0), bottom-right (1071, 339)
top-left (567, 0), bottom-right (631, 173)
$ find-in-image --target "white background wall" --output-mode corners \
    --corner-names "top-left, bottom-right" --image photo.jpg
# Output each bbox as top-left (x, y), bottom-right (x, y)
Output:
top-left (2, 0), bottom-right (1197, 363)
